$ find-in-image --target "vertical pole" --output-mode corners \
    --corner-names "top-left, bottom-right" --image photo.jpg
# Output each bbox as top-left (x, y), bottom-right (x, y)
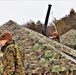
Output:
top-left (42, 4), bottom-right (52, 36)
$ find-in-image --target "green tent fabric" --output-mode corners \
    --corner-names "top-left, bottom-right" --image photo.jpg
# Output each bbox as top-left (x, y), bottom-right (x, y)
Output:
top-left (0, 20), bottom-right (76, 75)
top-left (60, 29), bottom-right (76, 50)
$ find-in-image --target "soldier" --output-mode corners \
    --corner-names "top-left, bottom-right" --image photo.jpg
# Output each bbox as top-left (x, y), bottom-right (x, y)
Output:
top-left (0, 31), bottom-right (25, 75)
top-left (51, 31), bottom-right (60, 42)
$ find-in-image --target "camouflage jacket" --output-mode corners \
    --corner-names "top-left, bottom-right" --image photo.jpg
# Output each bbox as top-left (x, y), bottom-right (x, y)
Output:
top-left (52, 36), bottom-right (60, 43)
top-left (1, 40), bottom-right (25, 75)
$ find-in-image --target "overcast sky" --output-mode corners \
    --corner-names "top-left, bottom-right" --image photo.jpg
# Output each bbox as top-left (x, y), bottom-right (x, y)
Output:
top-left (0, 0), bottom-right (76, 25)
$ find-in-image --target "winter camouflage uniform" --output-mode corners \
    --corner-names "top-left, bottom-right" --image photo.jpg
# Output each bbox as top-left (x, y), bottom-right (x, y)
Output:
top-left (1, 40), bottom-right (25, 75)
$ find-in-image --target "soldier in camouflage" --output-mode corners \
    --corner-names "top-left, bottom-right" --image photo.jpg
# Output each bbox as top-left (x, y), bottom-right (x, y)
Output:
top-left (0, 32), bottom-right (25, 75)
top-left (51, 31), bottom-right (60, 42)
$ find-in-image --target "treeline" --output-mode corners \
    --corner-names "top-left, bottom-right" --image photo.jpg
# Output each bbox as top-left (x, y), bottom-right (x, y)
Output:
top-left (22, 8), bottom-right (76, 36)
top-left (22, 20), bottom-right (57, 37)
top-left (56, 8), bottom-right (76, 36)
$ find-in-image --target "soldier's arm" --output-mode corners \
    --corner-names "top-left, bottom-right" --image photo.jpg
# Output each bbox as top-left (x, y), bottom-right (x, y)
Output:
top-left (2, 46), bottom-right (16, 75)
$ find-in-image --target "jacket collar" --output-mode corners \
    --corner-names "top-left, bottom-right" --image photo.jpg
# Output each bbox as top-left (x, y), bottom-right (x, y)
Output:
top-left (5, 40), bottom-right (15, 46)
top-left (1, 40), bottom-right (15, 53)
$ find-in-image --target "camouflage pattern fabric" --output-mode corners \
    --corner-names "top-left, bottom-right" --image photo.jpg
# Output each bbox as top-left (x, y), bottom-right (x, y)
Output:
top-left (60, 29), bottom-right (76, 50)
top-left (0, 20), bottom-right (76, 75)
top-left (1, 40), bottom-right (25, 75)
